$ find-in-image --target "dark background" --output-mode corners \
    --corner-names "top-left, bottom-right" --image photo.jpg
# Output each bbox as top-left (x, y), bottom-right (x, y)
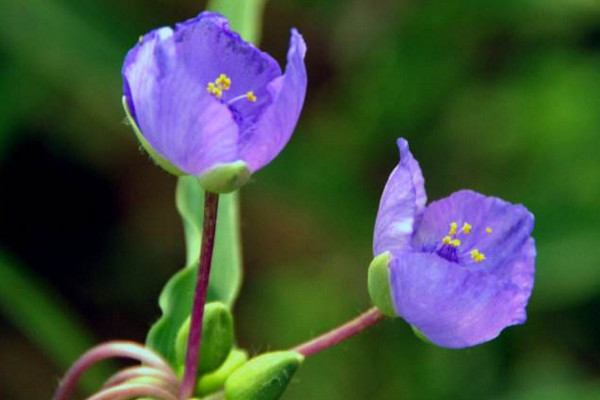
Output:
top-left (1, 0), bottom-right (600, 399)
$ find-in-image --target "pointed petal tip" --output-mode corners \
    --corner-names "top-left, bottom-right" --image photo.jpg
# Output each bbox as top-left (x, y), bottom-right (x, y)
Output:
top-left (396, 137), bottom-right (409, 150)
top-left (396, 138), bottom-right (414, 161)
top-left (236, 27), bottom-right (308, 172)
top-left (289, 28), bottom-right (307, 58)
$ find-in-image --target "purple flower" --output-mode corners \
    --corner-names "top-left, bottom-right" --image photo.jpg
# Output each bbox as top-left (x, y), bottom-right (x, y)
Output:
top-left (371, 138), bottom-right (535, 348)
top-left (122, 12), bottom-right (307, 192)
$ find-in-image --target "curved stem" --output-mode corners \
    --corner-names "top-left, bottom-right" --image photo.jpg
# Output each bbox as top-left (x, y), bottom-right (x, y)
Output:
top-left (102, 366), bottom-right (179, 392)
top-left (292, 307), bottom-right (386, 357)
top-left (85, 382), bottom-right (178, 400)
top-left (179, 191), bottom-right (220, 399)
top-left (52, 341), bottom-right (177, 400)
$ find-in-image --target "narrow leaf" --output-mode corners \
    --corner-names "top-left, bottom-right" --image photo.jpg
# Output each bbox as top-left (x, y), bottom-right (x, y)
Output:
top-left (207, 0), bottom-right (269, 45)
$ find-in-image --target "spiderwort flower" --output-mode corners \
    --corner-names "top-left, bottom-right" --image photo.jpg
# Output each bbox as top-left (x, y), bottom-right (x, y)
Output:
top-left (122, 12), bottom-right (307, 193)
top-left (369, 138), bottom-right (535, 348)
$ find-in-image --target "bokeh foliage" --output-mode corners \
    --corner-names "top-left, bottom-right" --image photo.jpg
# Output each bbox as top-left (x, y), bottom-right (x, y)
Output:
top-left (1, 0), bottom-right (600, 399)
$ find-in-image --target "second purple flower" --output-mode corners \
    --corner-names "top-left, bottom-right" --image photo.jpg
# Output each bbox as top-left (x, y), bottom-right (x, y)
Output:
top-left (369, 138), bottom-right (536, 348)
top-left (122, 12), bottom-right (307, 192)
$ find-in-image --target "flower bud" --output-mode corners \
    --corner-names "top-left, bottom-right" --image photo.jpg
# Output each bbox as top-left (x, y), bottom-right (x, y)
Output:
top-left (224, 351), bottom-right (304, 400)
top-left (196, 348), bottom-right (249, 396)
top-left (175, 302), bottom-right (234, 374)
top-left (367, 251), bottom-right (396, 317)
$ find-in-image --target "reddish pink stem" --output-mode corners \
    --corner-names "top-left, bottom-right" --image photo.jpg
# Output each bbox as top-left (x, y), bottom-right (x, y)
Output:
top-left (179, 191), bottom-right (220, 399)
top-left (293, 307), bottom-right (386, 357)
top-left (52, 341), bottom-right (176, 400)
top-left (85, 382), bottom-right (177, 400)
top-left (102, 366), bottom-right (179, 391)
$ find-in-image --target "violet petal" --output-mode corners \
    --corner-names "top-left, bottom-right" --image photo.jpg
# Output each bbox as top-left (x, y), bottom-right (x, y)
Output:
top-left (413, 190), bottom-right (534, 269)
top-left (238, 29), bottom-right (308, 172)
top-left (122, 24), bottom-right (239, 175)
top-left (373, 138), bottom-right (427, 256)
top-left (389, 239), bottom-right (535, 348)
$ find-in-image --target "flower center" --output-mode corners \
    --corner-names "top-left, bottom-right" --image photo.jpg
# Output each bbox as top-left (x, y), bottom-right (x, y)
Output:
top-left (435, 221), bottom-right (492, 265)
top-left (206, 73), bottom-right (258, 104)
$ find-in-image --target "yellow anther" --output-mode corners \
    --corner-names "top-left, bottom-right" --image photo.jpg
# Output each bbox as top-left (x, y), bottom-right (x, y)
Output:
top-left (486, 227), bottom-right (492, 234)
top-left (216, 73), bottom-right (231, 90)
top-left (139, 35), bottom-right (144, 43)
top-left (246, 91), bottom-right (257, 102)
top-left (462, 222), bottom-right (472, 234)
top-left (449, 222), bottom-right (458, 236)
top-left (450, 239), bottom-right (461, 247)
top-left (442, 236), bottom-right (452, 245)
top-left (470, 249), bottom-right (486, 263)
top-left (207, 82), bottom-right (223, 99)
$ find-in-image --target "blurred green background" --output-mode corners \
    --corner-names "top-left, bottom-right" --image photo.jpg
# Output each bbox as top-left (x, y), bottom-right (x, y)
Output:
top-left (2, 0), bottom-right (600, 399)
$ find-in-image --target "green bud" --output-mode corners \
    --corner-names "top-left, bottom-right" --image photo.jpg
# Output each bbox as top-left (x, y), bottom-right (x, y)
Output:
top-left (224, 351), bottom-right (304, 400)
top-left (197, 161), bottom-right (251, 194)
top-left (122, 96), bottom-right (185, 177)
top-left (367, 251), bottom-right (397, 317)
top-left (196, 348), bottom-right (249, 396)
top-left (175, 302), bottom-right (234, 374)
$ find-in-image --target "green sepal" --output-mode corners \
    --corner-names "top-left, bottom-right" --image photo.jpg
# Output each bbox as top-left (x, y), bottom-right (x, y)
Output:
top-left (122, 96), bottom-right (185, 177)
top-left (175, 302), bottom-right (234, 375)
top-left (196, 348), bottom-right (249, 396)
top-left (224, 351), bottom-right (304, 400)
top-left (197, 161), bottom-right (252, 194)
top-left (411, 325), bottom-right (434, 345)
top-left (367, 251), bottom-right (397, 317)
top-left (123, 96), bottom-right (251, 192)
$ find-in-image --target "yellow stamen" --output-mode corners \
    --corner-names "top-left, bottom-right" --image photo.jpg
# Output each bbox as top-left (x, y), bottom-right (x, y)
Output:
top-left (486, 227), bottom-right (492, 234)
top-left (442, 236), bottom-right (452, 245)
top-left (246, 91), bottom-right (257, 102)
top-left (450, 239), bottom-right (461, 247)
top-left (462, 222), bottom-right (472, 234)
top-left (207, 82), bottom-right (223, 99)
top-left (449, 222), bottom-right (458, 236)
top-left (139, 35), bottom-right (144, 43)
top-left (470, 249), bottom-right (486, 263)
top-left (216, 73), bottom-right (231, 90)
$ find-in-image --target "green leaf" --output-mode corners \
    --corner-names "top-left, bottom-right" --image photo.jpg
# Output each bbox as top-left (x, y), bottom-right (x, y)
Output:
top-left (176, 176), bottom-right (243, 305)
top-left (0, 250), bottom-right (112, 392)
top-left (207, 0), bottom-right (269, 45)
top-left (146, 177), bottom-right (242, 365)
